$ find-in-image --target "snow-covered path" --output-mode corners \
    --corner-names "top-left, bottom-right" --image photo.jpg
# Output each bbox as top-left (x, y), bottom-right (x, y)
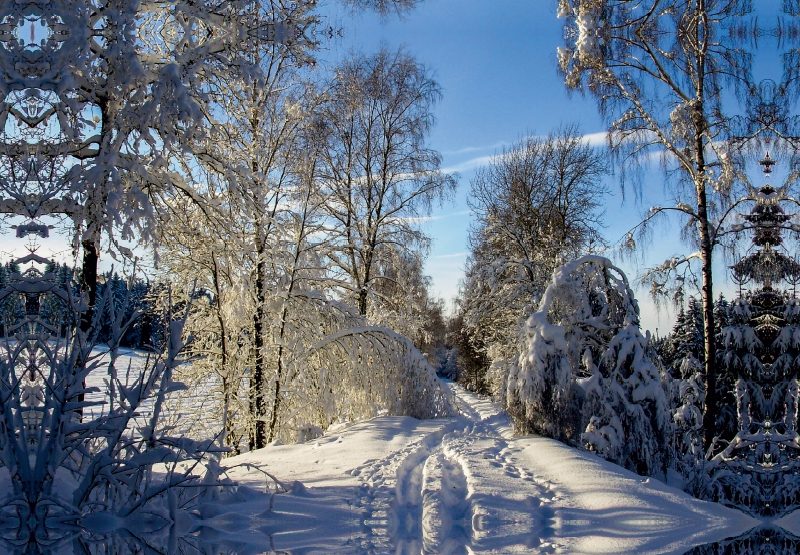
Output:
top-left (222, 385), bottom-right (759, 554)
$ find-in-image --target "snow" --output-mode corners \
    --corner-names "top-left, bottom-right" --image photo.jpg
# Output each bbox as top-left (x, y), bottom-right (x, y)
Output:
top-left (84, 347), bottom-right (228, 438)
top-left (217, 384), bottom-right (761, 554)
top-left (77, 348), bottom-right (762, 552)
top-left (224, 416), bottom-right (451, 490)
top-left (513, 439), bottom-right (756, 554)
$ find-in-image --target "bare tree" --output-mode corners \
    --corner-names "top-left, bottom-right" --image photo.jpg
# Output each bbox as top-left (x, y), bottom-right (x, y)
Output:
top-left (318, 48), bottom-right (457, 318)
top-left (557, 0), bottom-right (753, 448)
top-left (458, 127), bottom-right (607, 393)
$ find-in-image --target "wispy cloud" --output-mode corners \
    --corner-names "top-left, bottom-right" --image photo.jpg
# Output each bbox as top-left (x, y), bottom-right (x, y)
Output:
top-left (433, 251), bottom-right (468, 259)
top-left (442, 141), bottom-right (508, 156)
top-left (582, 131), bottom-right (609, 146)
top-left (442, 131), bottom-right (610, 173)
top-left (401, 210), bottom-right (471, 224)
top-left (442, 155), bottom-right (495, 174)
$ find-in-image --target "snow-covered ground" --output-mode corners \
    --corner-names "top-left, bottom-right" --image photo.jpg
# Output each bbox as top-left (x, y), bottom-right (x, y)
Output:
top-left (80, 350), bottom-right (762, 553)
top-left (219, 385), bottom-right (760, 554)
top-left (84, 347), bottom-right (224, 439)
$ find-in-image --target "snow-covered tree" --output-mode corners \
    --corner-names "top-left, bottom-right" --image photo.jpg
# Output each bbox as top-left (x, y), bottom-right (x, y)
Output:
top-left (507, 256), bottom-right (671, 476)
top-left (369, 248), bottom-right (446, 356)
top-left (437, 347), bottom-right (460, 381)
top-left (447, 310), bottom-right (491, 394)
top-left (672, 367), bottom-right (707, 494)
top-left (182, 37), bottom-right (326, 449)
top-left (0, 0), bottom-right (455, 546)
top-left (340, 0), bottom-right (422, 16)
top-left (581, 322), bottom-right (671, 476)
top-left (156, 199), bottom-right (254, 453)
top-left (161, 186), bottom-right (456, 448)
top-left (0, 0), bottom-right (319, 331)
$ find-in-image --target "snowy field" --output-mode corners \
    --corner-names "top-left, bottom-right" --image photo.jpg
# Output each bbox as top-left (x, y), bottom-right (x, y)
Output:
top-left (220, 386), bottom-right (759, 555)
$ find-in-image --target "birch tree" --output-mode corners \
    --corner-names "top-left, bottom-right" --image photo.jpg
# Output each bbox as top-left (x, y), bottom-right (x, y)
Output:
top-left (318, 48), bottom-right (457, 318)
top-left (557, 0), bottom-right (752, 447)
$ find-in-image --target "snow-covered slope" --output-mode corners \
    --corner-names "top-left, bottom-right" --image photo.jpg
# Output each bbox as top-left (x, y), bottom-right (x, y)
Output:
top-left (219, 384), bottom-right (759, 554)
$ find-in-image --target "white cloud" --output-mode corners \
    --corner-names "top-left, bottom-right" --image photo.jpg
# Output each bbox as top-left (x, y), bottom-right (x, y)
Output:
top-left (581, 131), bottom-right (609, 146)
top-left (401, 210), bottom-right (471, 224)
top-left (433, 251), bottom-right (468, 259)
top-left (442, 131), bottom-right (611, 173)
top-left (442, 154), bottom-right (496, 173)
top-left (442, 141), bottom-right (508, 156)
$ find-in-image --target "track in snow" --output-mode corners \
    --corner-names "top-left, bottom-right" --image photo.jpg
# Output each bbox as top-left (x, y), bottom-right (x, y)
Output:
top-left (352, 385), bottom-right (563, 554)
top-left (350, 420), bottom-right (461, 553)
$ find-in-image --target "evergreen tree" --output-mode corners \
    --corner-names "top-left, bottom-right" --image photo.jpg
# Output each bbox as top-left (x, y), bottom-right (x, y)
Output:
top-left (582, 323), bottom-right (671, 476)
top-left (507, 256), bottom-right (671, 477)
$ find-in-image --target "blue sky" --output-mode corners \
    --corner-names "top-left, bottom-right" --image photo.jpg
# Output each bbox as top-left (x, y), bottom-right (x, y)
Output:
top-left (317, 0), bottom-right (792, 334)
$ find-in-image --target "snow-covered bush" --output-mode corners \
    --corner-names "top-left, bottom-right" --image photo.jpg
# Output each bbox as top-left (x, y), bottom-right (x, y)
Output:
top-left (485, 347), bottom-right (514, 406)
top-left (169, 276), bottom-right (455, 448)
top-left (506, 298), bottom-right (576, 441)
top-left (302, 326), bottom-right (454, 425)
top-left (507, 256), bottom-right (672, 476)
top-left (296, 423), bottom-right (324, 443)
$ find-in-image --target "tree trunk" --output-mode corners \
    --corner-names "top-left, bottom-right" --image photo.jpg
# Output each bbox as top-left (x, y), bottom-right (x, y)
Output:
top-left (249, 245), bottom-right (269, 450)
top-left (222, 377), bottom-right (239, 456)
top-left (267, 280), bottom-right (294, 444)
top-left (698, 185), bottom-right (717, 451)
top-left (267, 343), bottom-right (284, 444)
top-left (358, 248), bottom-right (374, 316)
top-left (358, 287), bottom-right (368, 316)
top-left (248, 129), bottom-right (269, 450)
top-left (691, 4), bottom-right (717, 451)
top-left (75, 239), bottom-right (99, 420)
top-left (211, 253), bottom-right (238, 452)
top-left (692, 105), bottom-right (717, 450)
top-left (79, 239), bottom-right (99, 333)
